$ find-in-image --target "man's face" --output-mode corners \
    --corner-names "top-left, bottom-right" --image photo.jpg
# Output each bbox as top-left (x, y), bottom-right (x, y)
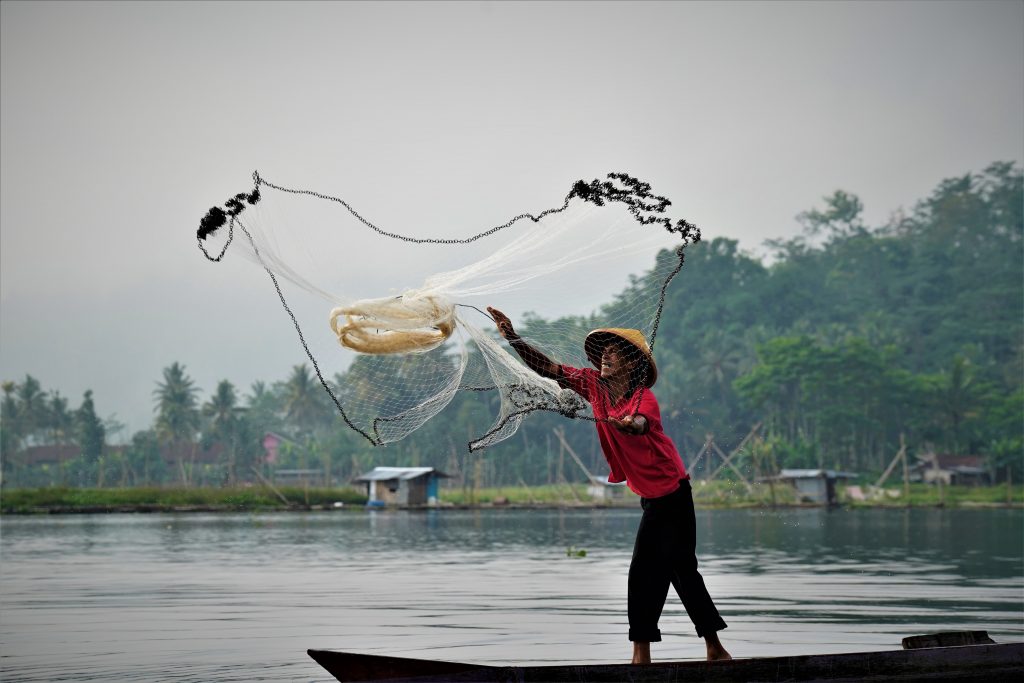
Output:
top-left (600, 344), bottom-right (635, 381)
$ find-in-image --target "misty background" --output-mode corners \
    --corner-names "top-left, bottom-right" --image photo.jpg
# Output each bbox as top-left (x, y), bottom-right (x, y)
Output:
top-left (2, 0), bottom-right (1022, 437)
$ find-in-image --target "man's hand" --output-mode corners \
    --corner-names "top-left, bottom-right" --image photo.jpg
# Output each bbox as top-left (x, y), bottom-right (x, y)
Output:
top-left (487, 306), bottom-right (519, 341)
top-left (608, 414), bottom-right (647, 435)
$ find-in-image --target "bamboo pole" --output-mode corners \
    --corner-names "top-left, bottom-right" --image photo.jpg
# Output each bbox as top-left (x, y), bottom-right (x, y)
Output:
top-left (754, 435), bottom-right (778, 507)
top-left (558, 473), bottom-right (582, 504)
top-left (558, 436), bottom-right (565, 487)
top-left (900, 434), bottom-right (910, 502)
top-left (875, 436), bottom-right (907, 489)
top-left (708, 441), bottom-right (755, 493)
top-left (708, 423), bottom-right (762, 482)
top-left (688, 435), bottom-right (713, 475)
top-left (517, 477), bottom-right (537, 505)
top-left (553, 428), bottom-right (594, 480)
top-left (472, 458), bottom-right (482, 506)
top-left (250, 465), bottom-right (291, 506)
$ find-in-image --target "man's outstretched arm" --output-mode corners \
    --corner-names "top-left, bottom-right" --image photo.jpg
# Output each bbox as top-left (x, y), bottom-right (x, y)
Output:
top-left (487, 306), bottom-right (562, 380)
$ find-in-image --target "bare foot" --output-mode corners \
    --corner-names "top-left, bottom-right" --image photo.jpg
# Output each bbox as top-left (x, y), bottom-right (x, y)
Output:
top-left (706, 645), bottom-right (732, 661)
top-left (631, 641), bottom-right (651, 664)
top-left (705, 633), bottom-right (732, 661)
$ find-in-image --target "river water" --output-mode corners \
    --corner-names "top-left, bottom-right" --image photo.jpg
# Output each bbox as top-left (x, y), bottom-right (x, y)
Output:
top-left (1, 507), bottom-right (1021, 682)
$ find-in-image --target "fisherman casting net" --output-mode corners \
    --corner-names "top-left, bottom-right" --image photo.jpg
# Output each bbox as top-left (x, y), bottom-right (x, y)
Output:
top-left (196, 172), bottom-right (699, 451)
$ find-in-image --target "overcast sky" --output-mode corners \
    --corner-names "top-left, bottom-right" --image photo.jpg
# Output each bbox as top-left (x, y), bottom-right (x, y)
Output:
top-left (2, 0), bottom-right (1022, 439)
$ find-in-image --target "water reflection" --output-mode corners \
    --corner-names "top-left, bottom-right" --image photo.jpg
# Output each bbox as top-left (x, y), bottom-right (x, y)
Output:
top-left (1, 508), bottom-right (1020, 682)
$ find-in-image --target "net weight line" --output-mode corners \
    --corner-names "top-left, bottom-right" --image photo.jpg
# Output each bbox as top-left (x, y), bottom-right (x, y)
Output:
top-left (197, 172), bottom-right (701, 450)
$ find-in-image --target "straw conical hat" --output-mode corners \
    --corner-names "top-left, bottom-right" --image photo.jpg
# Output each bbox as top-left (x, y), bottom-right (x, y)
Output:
top-left (584, 328), bottom-right (657, 388)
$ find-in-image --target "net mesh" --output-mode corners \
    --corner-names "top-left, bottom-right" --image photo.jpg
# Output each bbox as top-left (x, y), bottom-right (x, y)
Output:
top-left (197, 172), bottom-right (699, 451)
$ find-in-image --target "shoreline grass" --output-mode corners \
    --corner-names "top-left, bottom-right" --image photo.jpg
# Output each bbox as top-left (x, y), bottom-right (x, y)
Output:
top-left (842, 482), bottom-right (1024, 508)
top-left (0, 485), bottom-right (367, 513)
top-left (3, 481), bottom-right (1019, 513)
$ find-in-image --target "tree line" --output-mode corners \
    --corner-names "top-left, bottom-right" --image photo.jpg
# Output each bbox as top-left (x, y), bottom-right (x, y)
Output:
top-left (2, 162), bottom-right (1020, 489)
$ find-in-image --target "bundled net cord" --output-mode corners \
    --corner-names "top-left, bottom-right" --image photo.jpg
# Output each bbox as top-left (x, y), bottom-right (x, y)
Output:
top-left (197, 172), bottom-right (699, 451)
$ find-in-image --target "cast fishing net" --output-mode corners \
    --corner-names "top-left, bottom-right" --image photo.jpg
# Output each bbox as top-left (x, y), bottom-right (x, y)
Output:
top-left (196, 172), bottom-right (699, 451)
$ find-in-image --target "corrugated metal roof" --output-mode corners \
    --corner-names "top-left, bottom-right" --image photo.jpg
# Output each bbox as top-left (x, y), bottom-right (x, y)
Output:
top-left (776, 469), bottom-right (859, 479)
top-left (918, 454), bottom-right (986, 469)
top-left (354, 467), bottom-right (449, 482)
top-left (588, 475), bottom-right (626, 486)
top-left (949, 466), bottom-right (988, 474)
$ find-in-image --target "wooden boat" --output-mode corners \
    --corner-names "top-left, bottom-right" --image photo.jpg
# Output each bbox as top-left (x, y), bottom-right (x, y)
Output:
top-left (309, 633), bottom-right (1024, 682)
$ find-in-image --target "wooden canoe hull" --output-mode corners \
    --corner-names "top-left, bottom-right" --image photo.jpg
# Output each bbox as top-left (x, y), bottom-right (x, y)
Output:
top-left (308, 642), bottom-right (1024, 682)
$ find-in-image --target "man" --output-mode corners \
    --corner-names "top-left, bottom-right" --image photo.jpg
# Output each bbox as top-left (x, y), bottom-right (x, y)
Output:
top-left (488, 306), bottom-right (731, 664)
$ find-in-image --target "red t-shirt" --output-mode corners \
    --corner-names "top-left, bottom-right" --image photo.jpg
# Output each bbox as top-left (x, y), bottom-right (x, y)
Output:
top-left (559, 365), bottom-right (688, 499)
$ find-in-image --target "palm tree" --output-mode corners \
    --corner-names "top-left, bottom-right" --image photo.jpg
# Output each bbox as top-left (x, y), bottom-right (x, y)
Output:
top-left (695, 330), bottom-right (743, 404)
top-left (203, 380), bottom-right (244, 484)
top-left (245, 380), bottom-right (283, 432)
top-left (154, 362), bottom-right (200, 486)
top-left (281, 364), bottom-right (327, 437)
top-left (101, 414), bottom-right (129, 485)
top-left (204, 381), bottom-right (239, 433)
top-left (249, 380), bottom-right (270, 404)
top-left (76, 390), bottom-right (106, 485)
top-left (48, 392), bottom-right (74, 445)
top-left (1, 381), bottom-right (23, 480)
top-left (936, 355), bottom-right (980, 454)
top-left (127, 429), bottom-right (162, 486)
top-left (15, 375), bottom-right (46, 447)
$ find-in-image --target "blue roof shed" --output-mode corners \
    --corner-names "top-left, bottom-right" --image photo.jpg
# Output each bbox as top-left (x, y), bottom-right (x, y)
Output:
top-left (354, 467), bottom-right (451, 507)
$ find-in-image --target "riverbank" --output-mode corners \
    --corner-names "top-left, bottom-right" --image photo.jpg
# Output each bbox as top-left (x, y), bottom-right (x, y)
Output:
top-left (0, 485), bottom-right (368, 514)
top-left (436, 481), bottom-right (1024, 509)
top-left (1, 481), bottom-right (1021, 513)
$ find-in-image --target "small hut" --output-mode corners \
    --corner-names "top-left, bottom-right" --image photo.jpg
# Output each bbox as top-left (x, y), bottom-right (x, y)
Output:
top-left (911, 454), bottom-right (990, 486)
top-left (354, 467), bottom-right (451, 507)
top-left (762, 469), bottom-right (858, 505)
top-left (586, 475), bottom-right (627, 502)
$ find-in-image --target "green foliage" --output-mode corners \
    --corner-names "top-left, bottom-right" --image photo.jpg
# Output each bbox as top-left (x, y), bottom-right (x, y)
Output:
top-left (689, 480), bottom-right (799, 507)
top-left (842, 483), bottom-right (1024, 507)
top-left (734, 336), bottom-right (923, 471)
top-left (76, 391), bottom-right (105, 466)
top-left (439, 483), bottom-right (601, 505)
top-left (1, 162), bottom-right (1021, 493)
top-left (797, 189), bottom-right (866, 240)
top-left (153, 362), bottom-right (200, 486)
top-left (1, 381), bottom-right (22, 461)
top-left (0, 485), bottom-right (368, 512)
top-left (202, 380), bottom-right (248, 484)
top-left (154, 363), bottom-right (200, 445)
top-left (432, 481), bottom-right (799, 508)
top-left (280, 364), bottom-right (333, 437)
top-left (126, 429), bottom-right (166, 485)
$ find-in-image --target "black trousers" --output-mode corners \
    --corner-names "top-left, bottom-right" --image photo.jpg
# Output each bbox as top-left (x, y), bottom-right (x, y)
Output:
top-left (628, 479), bottom-right (727, 642)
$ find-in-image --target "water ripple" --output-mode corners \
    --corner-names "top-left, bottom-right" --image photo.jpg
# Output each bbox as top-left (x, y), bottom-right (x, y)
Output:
top-left (1, 508), bottom-right (1021, 681)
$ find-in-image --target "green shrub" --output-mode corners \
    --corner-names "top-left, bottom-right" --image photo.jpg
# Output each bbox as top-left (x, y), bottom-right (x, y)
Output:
top-left (0, 485), bottom-right (368, 512)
